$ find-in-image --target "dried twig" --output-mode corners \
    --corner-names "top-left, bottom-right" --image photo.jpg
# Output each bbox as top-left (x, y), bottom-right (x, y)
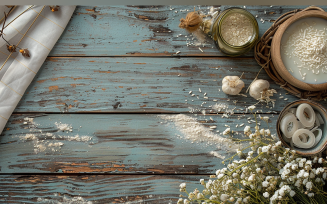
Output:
top-left (0, 6), bottom-right (45, 71)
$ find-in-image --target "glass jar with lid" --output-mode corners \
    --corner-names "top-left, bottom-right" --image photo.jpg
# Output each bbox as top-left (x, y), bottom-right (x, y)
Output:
top-left (210, 7), bottom-right (259, 57)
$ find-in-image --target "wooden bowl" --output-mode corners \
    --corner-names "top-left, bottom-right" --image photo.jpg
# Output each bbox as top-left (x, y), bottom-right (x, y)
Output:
top-left (271, 10), bottom-right (327, 91)
top-left (276, 100), bottom-right (327, 156)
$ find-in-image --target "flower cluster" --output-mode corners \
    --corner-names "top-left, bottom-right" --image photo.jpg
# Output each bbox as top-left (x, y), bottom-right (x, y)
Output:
top-left (178, 106), bottom-right (327, 204)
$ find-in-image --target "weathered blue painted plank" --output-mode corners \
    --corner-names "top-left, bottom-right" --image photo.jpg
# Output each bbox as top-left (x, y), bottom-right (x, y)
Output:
top-left (49, 5), bottom-right (327, 57)
top-left (0, 113), bottom-right (273, 173)
top-left (15, 57), bottom-right (322, 113)
top-left (0, 175), bottom-right (203, 203)
top-left (50, 5), bottom-right (327, 56)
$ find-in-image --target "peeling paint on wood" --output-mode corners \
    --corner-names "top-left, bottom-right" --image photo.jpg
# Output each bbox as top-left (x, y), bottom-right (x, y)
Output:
top-left (0, 175), bottom-right (203, 203)
top-left (0, 113), bottom-right (274, 174)
top-left (49, 5), bottom-right (327, 57)
top-left (15, 57), bottom-right (327, 113)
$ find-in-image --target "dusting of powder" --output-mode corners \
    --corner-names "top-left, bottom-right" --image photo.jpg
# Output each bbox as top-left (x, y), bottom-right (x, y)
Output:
top-left (55, 122), bottom-right (73, 132)
top-left (19, 119), bottom-right (94, 154)
top-left (159, 114), bottom-right (240, 159)
top-left (37, 193), bottom-right (92, 204)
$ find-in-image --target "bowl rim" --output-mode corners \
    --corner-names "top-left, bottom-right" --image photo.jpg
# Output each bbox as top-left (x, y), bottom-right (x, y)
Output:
top-left (276, 99), bottom-right (327, 156)
top-left (271, 10), bottom-right (327, 91)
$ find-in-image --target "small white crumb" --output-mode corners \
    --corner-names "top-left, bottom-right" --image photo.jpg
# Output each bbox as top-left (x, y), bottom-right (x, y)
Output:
top-left (176, 51), bottom-right (181, 54)
top-left (199, 47), bottom-right (203, 52)
top-left (199, 88), bottom-right (202, 93)
top-left (189, 91), bottom-right (192, 94)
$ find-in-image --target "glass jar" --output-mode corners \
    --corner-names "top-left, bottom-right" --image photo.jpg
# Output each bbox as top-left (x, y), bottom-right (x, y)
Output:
top-left (210, 7), bottom-right (259, 57)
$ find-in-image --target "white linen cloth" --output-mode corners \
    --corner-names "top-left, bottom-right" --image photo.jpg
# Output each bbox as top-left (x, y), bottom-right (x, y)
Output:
top-left (0, 5), bottom-right (76, 134)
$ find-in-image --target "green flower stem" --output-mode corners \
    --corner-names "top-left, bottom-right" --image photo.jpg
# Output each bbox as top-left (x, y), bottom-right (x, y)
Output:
top-left (228, 152), bottom-right (264, 176)
top-left (267, 161), bottom-right (279, 172)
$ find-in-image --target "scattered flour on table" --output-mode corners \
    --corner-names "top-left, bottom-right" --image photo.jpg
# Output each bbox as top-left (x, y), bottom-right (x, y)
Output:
top-left (159, 114), bottom-right (240, 159)
top-left (55, 122), bottom-right (73, 132)
top-left (37, 193), bottom-right (92, 204)
top-left (19, 119), bottom-right (94, 154)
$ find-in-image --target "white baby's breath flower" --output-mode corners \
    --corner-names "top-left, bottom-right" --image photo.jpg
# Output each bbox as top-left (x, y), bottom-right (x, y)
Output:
top-left (180, 183), bottom-right (186, 189)
top-left (306, 181), bottom-right (313, 190)
top-left (200, 179), bottom-right (205, 185)
top-left (262, 116), bottom-right (269, 122)
top-left (262, 181), bottom-right (269, 187)
top-left (262, 145), bottom-right (270, 153)
top-left (220, 194), bottom-right (229, 201)
top-left (290, 190), bottom-right (295, 197)
top-left (263, 192), bottom-right (269, 198)
top-left (265, 129), bottom-right (271, 136)
top-left (248, 105), bottom-right (256, 111)
top-left (209, 195), bottom-right (217, 200)
top-left (291, 164), bottom-right (298, 170)
top-left (197, 193), bottom-right (204, 199)
top-left (308, 193), bottom-right (314, 197)
top-left (260, 129), bottom-right (265, 135)
top-left (248, 174), bottom-right (255, 182)
top-left (184, 199), bottom-right (190, 204)
top-left (304, 172), bottom-right (309, 178)
top-left (244, 126), bottom-right (251, 134)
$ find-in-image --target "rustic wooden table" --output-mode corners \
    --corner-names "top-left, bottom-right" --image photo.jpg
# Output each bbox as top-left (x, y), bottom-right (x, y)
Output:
top-left (1, 5), bottom-right (327, 204)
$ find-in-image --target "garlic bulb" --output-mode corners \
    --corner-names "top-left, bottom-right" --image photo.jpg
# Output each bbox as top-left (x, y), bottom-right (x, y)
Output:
top-left (249, 79), bottom-right (270, 100)
top-left (222, 76), bottom-right (245, 95)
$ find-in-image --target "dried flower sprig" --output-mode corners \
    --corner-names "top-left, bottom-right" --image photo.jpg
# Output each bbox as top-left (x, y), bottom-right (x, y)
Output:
top-left (178, 105), bottom-right (327, 204)
top-left (1, 7), bottom-right (35, 59)
top-left (49, 5), bottom-right (60, 12)
top-left (19, 48), bottom-right (30, 57)
top-left (0, 5), bottom-right (47, 72)
top-left (6, 44), bottom-right (16, 52)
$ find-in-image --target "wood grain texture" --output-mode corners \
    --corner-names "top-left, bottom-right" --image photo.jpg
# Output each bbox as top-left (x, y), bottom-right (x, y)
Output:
top-left (3, 5), bottom-right (327, 202)
top-left (0, 113), bottom-right (274, 174)
top-left (15, 57), bottom-right (326, 114)
top-left (0, 175), bottom-right (203, 203)
top-left (49, 5), bottom-right (327, 57)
